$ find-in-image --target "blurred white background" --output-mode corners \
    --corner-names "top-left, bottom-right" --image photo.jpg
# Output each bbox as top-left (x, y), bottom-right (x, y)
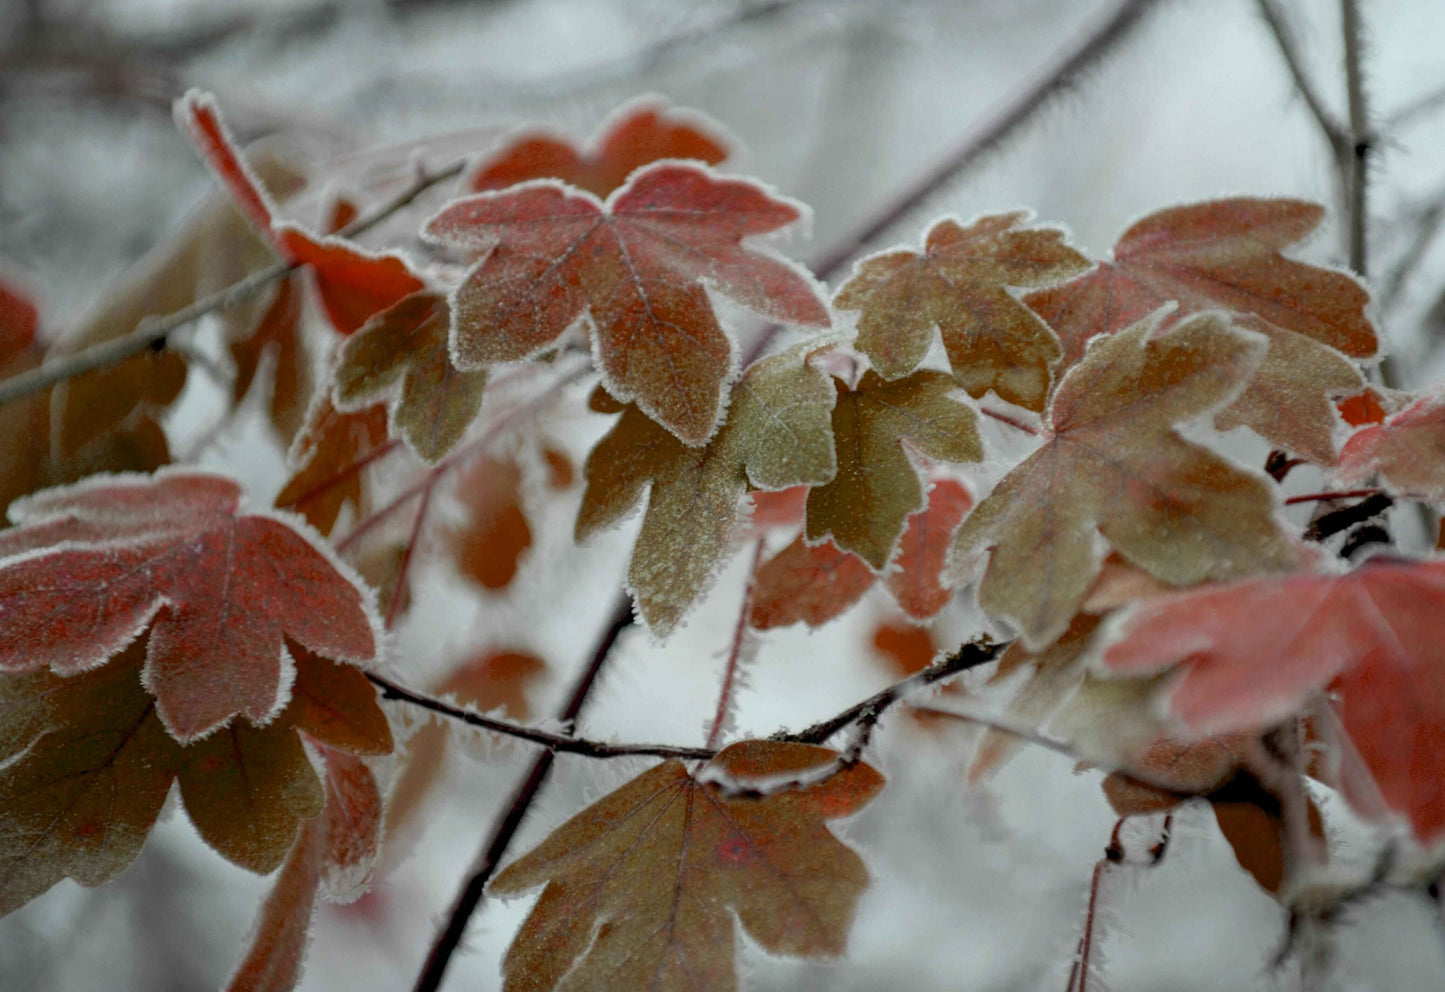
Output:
top-left (3, 1), bottom-right (1445, 989)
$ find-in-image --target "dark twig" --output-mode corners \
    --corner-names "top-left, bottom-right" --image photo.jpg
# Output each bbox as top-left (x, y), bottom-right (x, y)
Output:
top-left (366, 671), bottom-right (712, 761)
top-left (787, 636), bottom-right (1003, 745)
top-left (1385, 80), bottom-right (1445, 132)
top-left (0, 159), bottom-right (464, 409)
top-left (1254, 0), bottom-right (1350, 157)
top-left (1301, 493), bottom-right (1392, 542)
top-left (410, 592), bottom-right (635, 992)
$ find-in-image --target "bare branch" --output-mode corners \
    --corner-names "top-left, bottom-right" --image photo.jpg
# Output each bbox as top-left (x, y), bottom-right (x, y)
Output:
top-left (0, 159), bottom-right (464, 410)
top-left (1385, 79), bottom-right (1445, 132)
top-left (1254, 0), bottom-right (1349, 155)
top-left (365, 671), bottom-right (713, 761)
top-left (410, 592), bottom-right (636, 992)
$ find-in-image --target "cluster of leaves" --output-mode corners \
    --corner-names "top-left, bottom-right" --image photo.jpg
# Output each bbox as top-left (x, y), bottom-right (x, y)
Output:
top-left (3, 89), bottom-right (1445, 992)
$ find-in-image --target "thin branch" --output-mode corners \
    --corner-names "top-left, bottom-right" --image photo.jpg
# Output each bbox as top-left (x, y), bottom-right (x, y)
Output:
top-left (787, 636), bottom-right (1003, 745)
top-left (334, 360), bottom-right (588, 554)
top-left (1380, 192), bottom-right (1445, 312)
top-left (1302, 492), bottom-right (1392, 542)
top-left (365, 671), bottom-right (712, 761)
top-left (1341, 0), bottom-right (1371, 280)
top-left (383, 483), bottom-right (433, 630)
top-left (0, 159), bottom-right (464, 410)
top-left (1254, 0), bottom-right (1350, 156)
top-left (411, 592), bottom-right (635, 992)
top-left (810, 0), bottom-right (1163, 281)
top-left (1385, 79), bottom-right (1445, 132)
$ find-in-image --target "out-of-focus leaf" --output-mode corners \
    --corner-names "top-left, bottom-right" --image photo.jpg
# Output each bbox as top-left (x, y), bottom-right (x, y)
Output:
top-left (276, 396), bottom-right (392, 536)
top-left (1336, 389), bottom-right (1445, 501)
top-left (836, 213), bottom-right (1088, 409)
top-left (425, 163), bottom-right (829, 445)
top-left (450, 455), bottom-right (533, 591)
top-left (469, 100), bottom-right (730, 198)
top-left (489, 740), bottom-right (883, 992)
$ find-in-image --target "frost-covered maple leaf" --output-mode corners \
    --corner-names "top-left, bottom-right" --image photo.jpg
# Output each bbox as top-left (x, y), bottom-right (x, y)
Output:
top-left (952, 311), bottom-right (1295, 649)
top-left (425, 163), bottom-right (830, 446)
top-left (1102, 555), bottom-right (1445, 843)
top-left (0, 469), bottom-right (382, 740)
top-left (489, 740), bottom-right (882, 992)
top-left (1026, 198), bottom-right (1375, 463)
top-left (836, 212), bottom-right (1089, 410)
top-left (806, 371), bottom-right (980, 570)
top-left (578, 345), bottom-right (837, 634)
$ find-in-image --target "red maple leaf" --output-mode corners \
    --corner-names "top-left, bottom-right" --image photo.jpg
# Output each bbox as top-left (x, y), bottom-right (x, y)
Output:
top-left (1101, 555), bottom-right (1445, 843)
top-left (468, 100), bottom-right (729, 198)
top-left (176, 90), bottom-right (423, 335)
top-left (0, 469), bottom-right (381, 741)
top-left (424, 163), bottom-right (829, 445)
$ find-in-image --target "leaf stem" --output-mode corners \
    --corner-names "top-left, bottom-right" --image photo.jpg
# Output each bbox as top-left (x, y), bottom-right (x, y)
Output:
top-left (1283, 487), bottom-right (1380, 505)
top-left (980, 406), bottom-right (1041, 436)
top-left (705, 539), bottom-right (765, 751)
top-left (0, 159), bottom-right (464, 409)
top-left (334, 360), bottom-right (587, 555)
top-left (410, 591), bottom-right (635, 992)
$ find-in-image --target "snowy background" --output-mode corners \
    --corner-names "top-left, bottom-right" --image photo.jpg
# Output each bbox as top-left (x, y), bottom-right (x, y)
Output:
top-left (3, 0), bottom-right (1445, 989)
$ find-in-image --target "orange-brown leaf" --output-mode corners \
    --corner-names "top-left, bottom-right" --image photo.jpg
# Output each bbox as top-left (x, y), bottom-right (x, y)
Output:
top-left (871, 621), bottom-right (937, 678)
top-left (230, 277), bottom-right (312, 443)
top-left (276, 396), bottom-right (392, 536)
top-left (450, 455), bottom-right (534, 591)
top-left (334, 291), bottom-right (486, 463)
top-left (887, 478), bottom-right (972, 619)
top-left (749, 536), bottom-right (875, 629)
top-left (469, 101), bottom-right (729, 198)
top-left (836, 213), bottom-right (1089, 409)
top-left (490, 740), bottom-right (883, 992)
